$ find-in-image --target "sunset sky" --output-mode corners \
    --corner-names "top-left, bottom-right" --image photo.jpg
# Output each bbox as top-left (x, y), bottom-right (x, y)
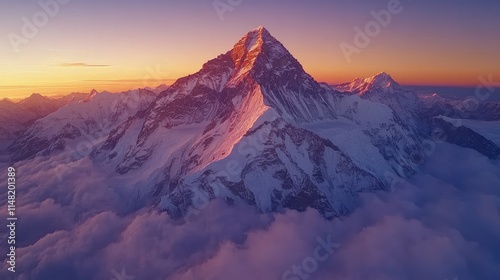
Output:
top-left (1, 0), bottom-right (499, 98)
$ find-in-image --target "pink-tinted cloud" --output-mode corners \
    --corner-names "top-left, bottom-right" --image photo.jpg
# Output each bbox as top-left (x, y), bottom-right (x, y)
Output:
top-left (0, 143), bottom-right (499, 280)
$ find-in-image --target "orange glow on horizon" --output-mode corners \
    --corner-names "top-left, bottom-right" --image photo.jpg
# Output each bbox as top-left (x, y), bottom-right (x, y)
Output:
top-left (2, 25), bottom-right (498, 98)
top-left (0, 70), bottom-right (492, 99)
top-left (2, 1), bottom-right (499, 99)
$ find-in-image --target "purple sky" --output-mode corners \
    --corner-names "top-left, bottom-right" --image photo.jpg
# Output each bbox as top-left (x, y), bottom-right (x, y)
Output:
top-left (1, 0), bottom-right (499, 97)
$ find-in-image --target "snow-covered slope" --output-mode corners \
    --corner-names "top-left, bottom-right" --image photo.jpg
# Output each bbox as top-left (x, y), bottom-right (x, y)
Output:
top-left (162, 117), bottom-right (385, 219)
top-left (417, 93), bottom-right (500, 158)
top-left (419, 93), bottom-right (500, 121)
top-left (333, 72), bottom-right (397, 94)
top-left (0, 93), bottom-right (87, 143)
top-left (10, 89), bottom-right (156, 161)
top-left (333, 72), bottom-right (421, 124)
top-left (454, 119), bottom-right (500, 146)
top-left (0, 99), bottom-right (35, 142)
top-left (432, 116), bottom-right (500, 159)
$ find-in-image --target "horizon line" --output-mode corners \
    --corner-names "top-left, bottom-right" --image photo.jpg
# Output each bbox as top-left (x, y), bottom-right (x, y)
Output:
top-left (2, 81), bottom-right (492, 101)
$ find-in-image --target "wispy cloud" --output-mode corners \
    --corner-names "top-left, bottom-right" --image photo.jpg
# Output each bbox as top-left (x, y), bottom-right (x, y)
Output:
top-left (82, 79), bottom-right (177, 83)
top-left (48, 49), bottom-right (87, 52)
top-left (3, 143), bottom-right (500, 280)
top-left (59, 63), bottom-right (110, 68)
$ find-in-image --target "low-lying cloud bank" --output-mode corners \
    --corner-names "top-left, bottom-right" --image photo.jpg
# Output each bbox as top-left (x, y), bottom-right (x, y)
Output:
top-left (1, 143), bottom-right (499, 280)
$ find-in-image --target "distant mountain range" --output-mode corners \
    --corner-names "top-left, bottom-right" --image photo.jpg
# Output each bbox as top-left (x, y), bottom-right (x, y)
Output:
top-left (0, 92), bottom-right (89, 143)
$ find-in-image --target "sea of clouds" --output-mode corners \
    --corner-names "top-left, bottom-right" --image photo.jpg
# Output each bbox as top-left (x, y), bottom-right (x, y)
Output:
top-left (0, 142), bottom-right (499, 280)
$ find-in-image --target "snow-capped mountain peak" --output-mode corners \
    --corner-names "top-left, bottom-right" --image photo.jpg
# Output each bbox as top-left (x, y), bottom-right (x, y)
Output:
top-left (237, 25), bottom-right (270, 51)
top-left (89, 89), bottom-right (99, 98)
top-left (22, 93), bottom-right (45, 101)
top-left (334, 72), bottom-right (399, 94)
top-left (364, 71), bottom-right (397, 88)
top-left (228, 26), bottom-right (290, 81)
top-left (18, 93), bottom-right (61, 117)
top-left (82, 89), bottom-right (99, 102)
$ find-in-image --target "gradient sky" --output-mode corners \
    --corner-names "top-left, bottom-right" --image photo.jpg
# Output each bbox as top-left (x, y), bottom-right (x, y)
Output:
top-left (1, 0), bottom-right (499, 98)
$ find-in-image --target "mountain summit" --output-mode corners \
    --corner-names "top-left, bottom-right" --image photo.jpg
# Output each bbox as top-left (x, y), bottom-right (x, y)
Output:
top-left (334, 72), bottom-right (399, 94)
top-left (232, 26), bottom-right (276, 56)
top-left (230, 26), bottom-right (290, 73)
top-left (234, 26), bottom-right (308, 74)
top-left (365, 72), bottom-right (398, 88)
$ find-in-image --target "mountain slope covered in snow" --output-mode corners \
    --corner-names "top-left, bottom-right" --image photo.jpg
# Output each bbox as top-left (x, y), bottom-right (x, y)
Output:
top-left (10, 89), bottom-right (156, 161)
top-left (0, 93), bottom-right (88, 143)
top-left (5, 27), bottom-right (499, 219)
top-left (91, 27), bottom-right (426, 217)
